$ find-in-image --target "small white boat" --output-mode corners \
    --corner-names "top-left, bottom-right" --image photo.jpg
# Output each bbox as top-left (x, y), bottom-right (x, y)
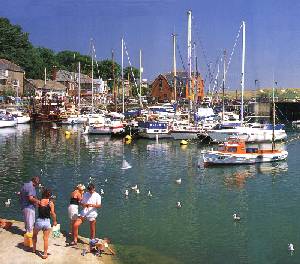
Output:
top-left (138, 121), bottom-right (172, 139)
top-left (61, 114), bottom-right (87, 125)
top-left (11, 111), bottom-right (31, 124)
top-left (202, 137), bottom-right (288, 165)
top-left (170, 125), bottom-right (200, 140)
top-left (0, 115), bottom-right (17, 128)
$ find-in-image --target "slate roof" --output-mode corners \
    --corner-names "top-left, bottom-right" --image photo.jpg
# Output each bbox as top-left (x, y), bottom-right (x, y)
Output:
top-left (27, 79), bottom-right (67, 91)
top-left (0, 59), bottom-right (24, 72)
top-left (55, 70), bottom-right (92, 84)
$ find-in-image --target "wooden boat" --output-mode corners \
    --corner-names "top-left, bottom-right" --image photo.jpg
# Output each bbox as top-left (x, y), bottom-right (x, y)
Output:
top-left (202, 137), bottom-right (288, 165)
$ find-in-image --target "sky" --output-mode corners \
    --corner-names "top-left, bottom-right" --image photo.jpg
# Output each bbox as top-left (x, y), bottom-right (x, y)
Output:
top-left (1, 0), bottom-right (300, 90)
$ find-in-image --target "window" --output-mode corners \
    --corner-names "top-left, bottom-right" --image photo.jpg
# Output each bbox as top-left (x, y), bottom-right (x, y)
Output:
top-left (159, 79), bottom-right (163, 91)
top-left (227, 147), bottom-right (237, 153)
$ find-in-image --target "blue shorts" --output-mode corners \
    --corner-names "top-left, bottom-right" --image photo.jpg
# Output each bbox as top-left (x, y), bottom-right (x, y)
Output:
top-left (35, 218), bottom-right (51, 231)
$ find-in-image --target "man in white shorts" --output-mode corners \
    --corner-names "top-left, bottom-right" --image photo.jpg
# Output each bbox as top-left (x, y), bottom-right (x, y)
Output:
top-left (71, 183), bottom-right (101, 245)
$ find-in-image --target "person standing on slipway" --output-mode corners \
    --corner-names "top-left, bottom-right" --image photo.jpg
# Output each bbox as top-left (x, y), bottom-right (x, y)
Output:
top-left (19, 176), bottom-right (40, 233)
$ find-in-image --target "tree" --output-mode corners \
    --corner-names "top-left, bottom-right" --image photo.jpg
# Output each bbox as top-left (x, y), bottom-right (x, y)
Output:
top-left (124, 66), bottom-right (140, 96)
top-left (0, 17), bottom-right (43, 78)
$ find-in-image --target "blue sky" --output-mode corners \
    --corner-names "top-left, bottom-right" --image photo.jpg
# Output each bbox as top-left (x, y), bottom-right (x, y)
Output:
top-left (1, 0), bottom-right (300, 90)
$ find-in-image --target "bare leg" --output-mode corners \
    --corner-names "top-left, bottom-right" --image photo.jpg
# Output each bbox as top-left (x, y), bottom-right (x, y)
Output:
top-left (42, 229), bottom-right (50, 259)
top-left (32, 228), bottom-right (39, 253)
top-left (89, 220), bottom-right (96, 239)
top-left (73, 217), bottom-right (83, 243)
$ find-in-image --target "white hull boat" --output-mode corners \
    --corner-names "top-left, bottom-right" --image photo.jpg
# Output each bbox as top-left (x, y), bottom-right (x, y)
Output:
top-left (202, 138), bottom-right (288, 165)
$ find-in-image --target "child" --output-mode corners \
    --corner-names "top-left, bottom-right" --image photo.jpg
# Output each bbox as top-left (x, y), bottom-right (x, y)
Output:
top-left (89, 238), bottom-right (115, 256)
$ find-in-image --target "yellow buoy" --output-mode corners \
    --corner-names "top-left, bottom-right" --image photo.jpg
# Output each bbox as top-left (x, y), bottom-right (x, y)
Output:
top-left (124, 135), bottom-right (132, 141)
top-left (180, 140), bottom-right (188, 145)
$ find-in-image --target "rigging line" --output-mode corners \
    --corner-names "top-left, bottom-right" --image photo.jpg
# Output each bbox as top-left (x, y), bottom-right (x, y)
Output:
top-left (176, 43), bottom-right (186, 72)
top-left (123, 40), bottom-right (138, 90)
top-left (225, 23), bottom-right (243, 76)
top-left (192, 18), bottom-right (213, 83)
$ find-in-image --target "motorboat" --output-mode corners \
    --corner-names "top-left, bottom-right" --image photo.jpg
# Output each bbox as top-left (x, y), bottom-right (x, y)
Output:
top-left (138, 121), bottom-right (172, 139)
top-left (0, 114), bottom-right (17, 128)
top-left (202, 137), bottom-right (288, 165)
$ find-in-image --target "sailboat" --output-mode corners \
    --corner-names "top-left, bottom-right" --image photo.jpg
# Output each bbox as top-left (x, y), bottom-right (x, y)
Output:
top-left (202, 22), bottom-right (288, 165)
top-left (169, 10), bottom-right (202, 140)
top-left (206, 21), bottom-right (287, 143)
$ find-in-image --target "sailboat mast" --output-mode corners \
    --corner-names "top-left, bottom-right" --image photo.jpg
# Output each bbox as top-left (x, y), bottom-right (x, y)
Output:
top-left (172, 33), bottom-right (177, 102)
top-left (187, 10), bottom-right (192, 121)
top-left (272, 80), bottom-right (276, 151)
top-left (78, 61), bottom-right (81, 112)
top-left (222, 50), bottom-right (226, 122)
top-left (139, 49), bottom-right (142, 107)
top-left (122, 37), bottom-right (125, 114)
top-left (241, 21), bottom-right (246, 124)
top-left (91, 40), bottom-right (94, 114)
top-left (112, 49), bottom-right (117, 112)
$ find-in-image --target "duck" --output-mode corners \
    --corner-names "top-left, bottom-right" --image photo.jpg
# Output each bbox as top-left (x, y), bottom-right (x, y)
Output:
top-left (104, 178), bottom-right (108, 183)
top-left (176, 201), bottom-right (182, 208)
top-left (175, 178), bottom-right (182, 184)
top-left (148, 190), bottom-right (152, 197)
top-left (5, 199), bottom-right (11, 207)
top-left (136, 189), bottom-right (140, 194)
top-left (100, 189), bottom-right (104, 195)
top-left (125, 189), bottom-right (129, 196)
top-left (288, 243), bottom-right (295, 251)
top-left (233, 213), bottom-right (241, 221)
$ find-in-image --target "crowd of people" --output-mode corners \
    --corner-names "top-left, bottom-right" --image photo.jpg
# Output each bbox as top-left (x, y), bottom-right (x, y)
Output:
top-left (19, 176), bottom-right (114, 260)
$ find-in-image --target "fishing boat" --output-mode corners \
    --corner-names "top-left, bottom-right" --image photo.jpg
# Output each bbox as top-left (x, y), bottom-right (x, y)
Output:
top-left (202, 137), bottom-right (288, 165)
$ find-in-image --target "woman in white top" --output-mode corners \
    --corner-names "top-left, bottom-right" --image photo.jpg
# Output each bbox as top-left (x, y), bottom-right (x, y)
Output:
top-left (71, 183), bottom-right (101, 246)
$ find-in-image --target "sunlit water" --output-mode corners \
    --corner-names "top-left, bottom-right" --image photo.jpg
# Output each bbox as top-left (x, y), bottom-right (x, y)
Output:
top-left (0, 124), bottom-right (300, 263)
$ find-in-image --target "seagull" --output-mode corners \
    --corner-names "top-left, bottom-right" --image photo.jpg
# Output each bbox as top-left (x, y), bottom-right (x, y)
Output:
top-left (124, 189), bottom-right (129, 196)
top-left (100, 189), bottom-right (104, 195)
top-left (136, 189), bottom-right (140, 194)
top-left (131, 185), bottom-right (138, 191)
top-left (288, 243), bottom-right (295, 252)
top-left (14, 191), bottom-right (20, 196)
top-left (148, 190), bottom-right (152, 197)
top-left (176, 201), bottom-right (182, 208)
top-left (5, 199), bottom-right (11, 207)
top-left (233, 213), bottom-right (241, 221)
top-left (175, 178), bottom-right (182, 184)
top-left (104, 178), bottom-right (108, 183)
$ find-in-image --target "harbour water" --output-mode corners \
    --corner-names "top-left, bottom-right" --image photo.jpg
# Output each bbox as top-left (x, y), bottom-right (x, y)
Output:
top-left (0, 124), bottom-right (300, 263)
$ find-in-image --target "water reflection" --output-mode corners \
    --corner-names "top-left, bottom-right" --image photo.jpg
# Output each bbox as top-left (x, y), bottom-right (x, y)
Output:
top-left (224, 166), bottom-right (256, 189)
top-left (256, 161), bottom-right (288, 175)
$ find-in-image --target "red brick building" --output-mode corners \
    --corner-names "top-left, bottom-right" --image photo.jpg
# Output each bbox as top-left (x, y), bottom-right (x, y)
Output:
top-left (151, 71), bottom-right (204, 103)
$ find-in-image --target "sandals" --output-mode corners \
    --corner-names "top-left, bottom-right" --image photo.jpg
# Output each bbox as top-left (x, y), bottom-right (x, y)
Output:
top-left (68, 241), bottom-right (77, 246)
top-left (41, 255), bottom-right (48, 259)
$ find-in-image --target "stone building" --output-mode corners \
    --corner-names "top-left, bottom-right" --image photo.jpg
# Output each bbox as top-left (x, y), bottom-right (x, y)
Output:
top-left (0, 59), bottom-right (24, 96)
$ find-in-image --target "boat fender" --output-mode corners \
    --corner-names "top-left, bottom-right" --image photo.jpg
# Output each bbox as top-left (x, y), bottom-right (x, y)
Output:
top-left (180, 140), bottom-right (188, 145)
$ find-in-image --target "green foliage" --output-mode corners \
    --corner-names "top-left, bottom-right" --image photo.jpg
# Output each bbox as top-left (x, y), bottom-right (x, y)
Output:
top-left (124, 66), bottom-right (140, 96)
top-left (0, 17), bottom-right (137, 82)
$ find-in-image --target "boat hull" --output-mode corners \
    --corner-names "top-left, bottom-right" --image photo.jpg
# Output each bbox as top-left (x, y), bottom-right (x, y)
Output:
top-left (203, 150), bottom-right (288, 165)
top-left (170, 130), bottom-right (199, 140)
top-left (0, 120), bottom-right (17, 128)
